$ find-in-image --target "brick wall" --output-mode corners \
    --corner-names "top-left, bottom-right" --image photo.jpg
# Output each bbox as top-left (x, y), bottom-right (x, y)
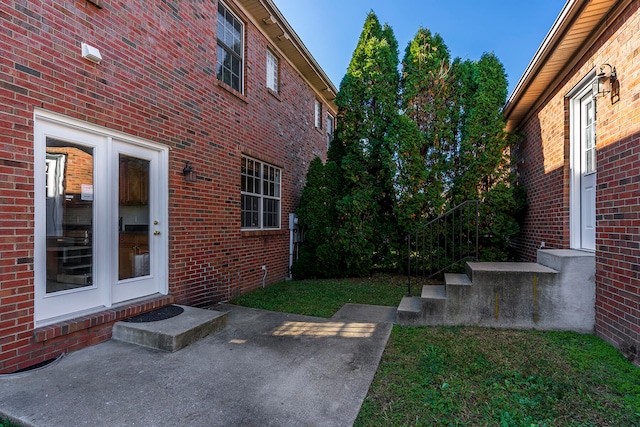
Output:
top-left (0, 0), bottom-right (332, 373)
top-left (512, 95), bottom-right (570, 261)
top-left (514, 1), bottom-right (640, 361)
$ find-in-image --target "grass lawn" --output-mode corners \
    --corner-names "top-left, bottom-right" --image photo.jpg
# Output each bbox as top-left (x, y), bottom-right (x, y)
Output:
top-left (232, 275), bottom-right (640, 426)
top-left (231, 273), bottom-right (408, 318)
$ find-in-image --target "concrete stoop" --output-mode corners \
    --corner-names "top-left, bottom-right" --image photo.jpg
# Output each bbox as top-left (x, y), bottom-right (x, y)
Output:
top-left (112, 305), bottom-right (227, 352)
top-left (397, 249), bottom-right (595, 331)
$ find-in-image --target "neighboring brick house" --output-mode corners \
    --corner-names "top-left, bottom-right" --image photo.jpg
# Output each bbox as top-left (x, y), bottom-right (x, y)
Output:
top-left (0, 0), bottom-right (337, 373)
top-left (505, 0), bottom-right (640, 362)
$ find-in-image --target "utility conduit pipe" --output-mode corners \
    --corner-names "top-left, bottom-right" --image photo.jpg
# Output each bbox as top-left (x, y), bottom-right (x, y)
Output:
top-left (262, 264), bottom-right (267, 288)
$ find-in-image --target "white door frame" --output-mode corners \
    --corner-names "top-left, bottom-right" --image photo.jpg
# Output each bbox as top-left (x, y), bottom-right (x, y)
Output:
top-left (111, 140), bottom-right (168, 303)
top-left (35, 119), bottom-right (107, 322)
top-left (34, 109), bottom-right (169, 326)
top-left (568, 70), bottom-right (597, 251)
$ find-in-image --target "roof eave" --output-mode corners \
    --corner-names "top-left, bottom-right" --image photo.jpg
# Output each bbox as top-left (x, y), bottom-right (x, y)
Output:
top-left (504, 0), bottom-right (622, 132)
top-left (236, 0), bottom-right (338, 113)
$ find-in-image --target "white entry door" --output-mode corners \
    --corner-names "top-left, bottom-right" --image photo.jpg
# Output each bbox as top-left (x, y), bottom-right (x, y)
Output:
top-left (112, 140), bottom-right (167, 303)
top-left (35, 110), bottom-right (168, 325)
top-left (579, 94), bottom-right (596, 251)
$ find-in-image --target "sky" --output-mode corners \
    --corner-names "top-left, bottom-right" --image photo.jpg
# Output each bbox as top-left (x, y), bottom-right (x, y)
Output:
top-left (272, 0), bottom-right (568, 97)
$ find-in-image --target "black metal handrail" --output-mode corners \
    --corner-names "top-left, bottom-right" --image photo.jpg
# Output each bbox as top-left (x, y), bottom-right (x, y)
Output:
top-left (406, 200), bottom-right (480, 296)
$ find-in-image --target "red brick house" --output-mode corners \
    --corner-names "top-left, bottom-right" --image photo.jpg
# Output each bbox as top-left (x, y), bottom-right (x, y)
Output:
top-left (0, 0), bottom-right (336, 373)
top-left (506, 0), bottom-right (640, 362)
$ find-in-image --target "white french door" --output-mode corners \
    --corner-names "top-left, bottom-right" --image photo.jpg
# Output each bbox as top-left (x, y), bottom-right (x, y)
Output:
top-left (34, 110), bottom-right (168, 325)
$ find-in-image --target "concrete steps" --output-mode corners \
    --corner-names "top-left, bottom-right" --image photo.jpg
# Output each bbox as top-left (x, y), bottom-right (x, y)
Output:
top-left (112, 305), bottom-right (227, 352)
top-left (397, 250), bottom-right (596, 331)
top-left (421, 285), bottom-right (447, 299)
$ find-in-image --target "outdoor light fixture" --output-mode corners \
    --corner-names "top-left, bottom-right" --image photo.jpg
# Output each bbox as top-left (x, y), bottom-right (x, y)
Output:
top-left (183, 161), bottom-right (196, 183)
top-left (592, 63), bottom-right (618, 101)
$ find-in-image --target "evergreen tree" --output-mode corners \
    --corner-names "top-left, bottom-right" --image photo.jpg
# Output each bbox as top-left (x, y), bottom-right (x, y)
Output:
top-left (402, 42), bottom-right (524, 261)
top-left (291, 158), bottom-right (344, 278)
top-left (450, 53), bottom-right (525, 260)
top-left (397, 28), bottom-right (455, 228)
top-left (452, 53), bottom-right (510, 202)
top-left (330, 11), bottom-right (402, 273)
top-left (392, 114), bottom-right (429, 232)
top-left (295, 18), bottom-right (526, 279)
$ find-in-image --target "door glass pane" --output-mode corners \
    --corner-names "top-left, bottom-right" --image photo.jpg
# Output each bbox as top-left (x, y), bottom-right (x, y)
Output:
top-left (45, 139), bottom-right (94, 293)
top-left (583, 100), bottom-right (596, 174)
top-left (118, 154), bottom-right (150, 280)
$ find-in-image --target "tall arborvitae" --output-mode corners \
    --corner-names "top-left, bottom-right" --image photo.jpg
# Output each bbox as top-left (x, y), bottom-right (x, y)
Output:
top-left (452, 52), bottom-right (510, 202)
top-left (295, 18), bottom-right (525, 279)
top-left (331, 11), bottom-right (402, 274)
top-left (397, 28), bottom-right (455, 229)
top-left (401, 41), bottom-right (524, 260)
top-left (391, 114), bottom-right (427, 232)
top-left (292, 158), bottom-right (344, 278)
top-left (451, 53), bottom-right (525, 260)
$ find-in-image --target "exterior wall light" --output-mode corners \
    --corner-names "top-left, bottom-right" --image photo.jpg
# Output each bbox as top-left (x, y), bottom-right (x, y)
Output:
top-left (593, 64), bottom-right (619, 103)
top-left (183, 161), bottom-right (196, 183)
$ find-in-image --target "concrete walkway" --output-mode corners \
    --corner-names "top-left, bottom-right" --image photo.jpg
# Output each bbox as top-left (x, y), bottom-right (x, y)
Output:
top-left (0, 304), bottom-right (394, 427)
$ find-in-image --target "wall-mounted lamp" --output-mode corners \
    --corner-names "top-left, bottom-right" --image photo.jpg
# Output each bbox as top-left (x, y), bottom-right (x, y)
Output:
top-left (81, 42), bottom-right (102, 64)
top-left (592, 64), bottom-right (619, 103)
top-left (183, 161), bottom-right (197, 183)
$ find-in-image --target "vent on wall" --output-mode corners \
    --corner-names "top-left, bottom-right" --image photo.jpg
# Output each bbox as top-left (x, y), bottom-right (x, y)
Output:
top-left (81, 43), bottom-right (102, 64)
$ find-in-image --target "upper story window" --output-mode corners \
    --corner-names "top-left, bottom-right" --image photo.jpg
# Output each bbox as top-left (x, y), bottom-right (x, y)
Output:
top-left (266, 50), bottom-right (279, 92)
top-left (217, 3), bottom-right (244, 93)
top-left (241, 156), bottom-right (281, 230)
top-left (327, 114), bottom-right (335, 148)
top-left (314, 100), bottom-right (322, 129)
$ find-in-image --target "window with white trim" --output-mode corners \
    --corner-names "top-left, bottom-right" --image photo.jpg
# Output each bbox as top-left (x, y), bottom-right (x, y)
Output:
top-left (327, 113), bottom-right (334, 148)
top-left (266, 50), bottom-right (279, 92)
top-left (217, 2), bottom-right (243, 93)
top-left (241, 156), bottom-right (281, 229)
top-left (314, 100), bottom-right (322, 129)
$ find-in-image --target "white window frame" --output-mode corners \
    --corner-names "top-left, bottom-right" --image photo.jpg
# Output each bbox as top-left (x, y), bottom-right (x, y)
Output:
top-left (266, 49), bottom-right (279, 92)
top-left (241, 156), bottom-right (281, 230)
top-left (314, 100), bottom-right (322, 129)
top-left (216, 2), bottom-right (244, 93)
top-left (327, 113), bottom-right (335, 148)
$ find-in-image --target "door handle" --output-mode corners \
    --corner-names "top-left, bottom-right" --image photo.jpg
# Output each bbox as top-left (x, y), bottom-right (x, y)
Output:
top-left (153, 231), bottom-right (160, 236)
